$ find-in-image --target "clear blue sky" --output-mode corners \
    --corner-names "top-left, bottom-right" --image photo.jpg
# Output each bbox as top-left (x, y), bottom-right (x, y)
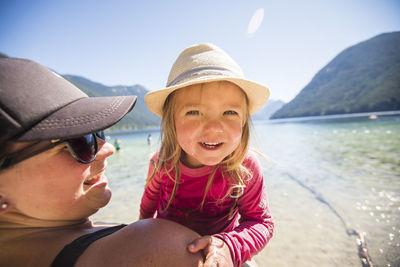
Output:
top-left (1, 0), bottom-right (399, 102)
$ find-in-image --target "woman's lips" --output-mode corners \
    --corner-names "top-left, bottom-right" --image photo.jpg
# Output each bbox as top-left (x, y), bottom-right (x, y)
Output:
top-left (84, 173), bottom-right (106, 186)
top-left (84, 176), bottom-right (100, 185)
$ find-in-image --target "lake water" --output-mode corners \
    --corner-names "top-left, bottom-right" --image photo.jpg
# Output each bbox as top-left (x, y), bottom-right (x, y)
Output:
top-left (91, 113), bottom-right (400, 267)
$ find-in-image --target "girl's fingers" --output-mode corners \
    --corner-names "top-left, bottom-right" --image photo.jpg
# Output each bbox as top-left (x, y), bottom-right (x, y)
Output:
top-left (203, 249), bottom-right (218, 267)
top-left (187, 236), bottom-right (212, 253)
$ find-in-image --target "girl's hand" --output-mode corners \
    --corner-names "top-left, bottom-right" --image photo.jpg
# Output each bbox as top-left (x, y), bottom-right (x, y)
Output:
top-left (187, 235), bottom-right (234, 267)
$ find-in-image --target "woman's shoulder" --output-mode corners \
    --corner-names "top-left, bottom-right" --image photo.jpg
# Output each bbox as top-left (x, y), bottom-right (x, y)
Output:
top-left (76, 219), bottom-right (202, 267)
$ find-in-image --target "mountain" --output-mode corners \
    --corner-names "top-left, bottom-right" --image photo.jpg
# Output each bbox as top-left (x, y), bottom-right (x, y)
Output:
top-left (271, 31), bottom-right (400, 119)
top-left (63, 75), bottom-right (161, 129)
top-left (252, 99), bottom-right (285, 120)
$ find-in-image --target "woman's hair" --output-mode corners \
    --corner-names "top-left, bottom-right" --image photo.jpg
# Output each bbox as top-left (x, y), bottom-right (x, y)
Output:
top-left (0, 145), bottom-right (8, 159)
top-left (0, 142), bottom-right (18, 173)
top-left (146, 82), bottom-right (252, 218)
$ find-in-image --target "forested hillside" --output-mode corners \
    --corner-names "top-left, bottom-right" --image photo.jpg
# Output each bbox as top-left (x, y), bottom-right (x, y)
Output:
top-left (63, 75), bottom-right (161, 129)
top-left (271, 32), bottom-right (400, 119)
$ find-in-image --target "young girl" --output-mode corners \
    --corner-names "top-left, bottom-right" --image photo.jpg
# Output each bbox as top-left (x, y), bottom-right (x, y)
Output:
top-left (140, 43), bottom-right (274, 267)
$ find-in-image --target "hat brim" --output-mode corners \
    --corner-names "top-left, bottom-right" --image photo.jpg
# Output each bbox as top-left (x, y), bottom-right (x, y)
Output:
top-left (145, 76), bottom-right (270, 117)
top-left (16, 95), bottom-right (137, 141)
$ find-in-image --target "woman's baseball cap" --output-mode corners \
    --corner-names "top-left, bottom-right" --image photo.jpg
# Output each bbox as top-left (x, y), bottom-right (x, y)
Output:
top-left (145, 43), bottom-right (270, 117)
top-left (0, 57), bottom-right (137, 146)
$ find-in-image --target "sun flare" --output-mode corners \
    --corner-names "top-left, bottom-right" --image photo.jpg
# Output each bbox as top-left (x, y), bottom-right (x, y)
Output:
top-left (247, 8), bottom-right (264, 35)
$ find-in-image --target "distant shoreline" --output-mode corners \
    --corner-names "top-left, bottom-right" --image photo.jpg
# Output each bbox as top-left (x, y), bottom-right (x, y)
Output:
top-left (106, 110), bottom-right (400, 135)
top-left (106, 127), bottom-right (160, 136)
top-left (257, 110), bottom-right (400, 124)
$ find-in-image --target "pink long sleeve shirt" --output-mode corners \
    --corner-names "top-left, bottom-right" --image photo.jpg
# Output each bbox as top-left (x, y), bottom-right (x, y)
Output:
top-left (140, 152), bottom-right (274, 266)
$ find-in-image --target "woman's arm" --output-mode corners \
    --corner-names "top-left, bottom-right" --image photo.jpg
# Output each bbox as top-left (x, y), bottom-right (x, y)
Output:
top-left (77, 219), bottom-right (203, 267)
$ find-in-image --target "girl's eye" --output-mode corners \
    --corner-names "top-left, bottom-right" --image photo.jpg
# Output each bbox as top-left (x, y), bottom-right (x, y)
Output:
top-left (223, 110), bottom-right (238, 115)
top-left (186, 110), bottom-right (200, 115)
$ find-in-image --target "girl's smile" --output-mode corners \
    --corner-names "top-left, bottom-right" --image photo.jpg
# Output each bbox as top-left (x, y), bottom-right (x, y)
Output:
top-left (199, 142), bottom-right (223, 149)
top-left (174, 81), bottom-right (247, 168)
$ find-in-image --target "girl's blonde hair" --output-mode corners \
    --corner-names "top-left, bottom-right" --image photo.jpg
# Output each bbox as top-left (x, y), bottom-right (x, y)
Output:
top-left (146, 83), bottom-right (252, 218)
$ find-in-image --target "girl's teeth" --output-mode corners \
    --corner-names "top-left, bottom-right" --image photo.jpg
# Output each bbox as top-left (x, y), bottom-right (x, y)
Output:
top-left (201, 142), bottom-right (221, 148)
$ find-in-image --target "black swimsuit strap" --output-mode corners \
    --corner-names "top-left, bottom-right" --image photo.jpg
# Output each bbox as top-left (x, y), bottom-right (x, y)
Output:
top-left (51, 224), bottom-right (127, 267)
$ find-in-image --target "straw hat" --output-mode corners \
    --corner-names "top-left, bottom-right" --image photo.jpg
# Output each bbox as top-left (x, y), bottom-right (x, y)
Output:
top-left (145, 43), bottom-right (270, 117)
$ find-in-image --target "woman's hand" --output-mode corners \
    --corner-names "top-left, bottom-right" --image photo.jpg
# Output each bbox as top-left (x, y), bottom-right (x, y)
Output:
top-left (187, 235), bottom-right (234, 267)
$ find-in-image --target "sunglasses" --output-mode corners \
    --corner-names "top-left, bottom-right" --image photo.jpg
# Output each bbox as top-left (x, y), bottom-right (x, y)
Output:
top-left (0, 131), bottom-right (106, 170)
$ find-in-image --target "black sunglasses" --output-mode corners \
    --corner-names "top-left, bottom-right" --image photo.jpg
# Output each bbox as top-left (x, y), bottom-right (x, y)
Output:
top-left (0, 131), bottom-right (106, 170)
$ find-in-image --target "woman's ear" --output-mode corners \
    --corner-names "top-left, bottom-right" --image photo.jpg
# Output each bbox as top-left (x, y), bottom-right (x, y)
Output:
top-left (0, 195), bottom-right (10, 214)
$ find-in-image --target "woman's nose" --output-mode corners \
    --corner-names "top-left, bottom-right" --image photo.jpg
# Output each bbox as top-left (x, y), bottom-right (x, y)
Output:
top-left (96, 138), bottom-right (115, 159)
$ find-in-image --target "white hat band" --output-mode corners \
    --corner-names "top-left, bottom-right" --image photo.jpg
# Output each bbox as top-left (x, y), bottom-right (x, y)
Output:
top-left (167, 67), bottom-right (236, 87)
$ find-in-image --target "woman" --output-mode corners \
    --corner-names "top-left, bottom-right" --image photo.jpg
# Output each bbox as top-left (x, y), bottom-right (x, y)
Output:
top-left (0, 58), bottom-right (202, 266)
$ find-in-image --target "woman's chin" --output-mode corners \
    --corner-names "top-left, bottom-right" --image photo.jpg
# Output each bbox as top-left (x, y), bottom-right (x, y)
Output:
top-left (86, 186), bottom-right (112, 211)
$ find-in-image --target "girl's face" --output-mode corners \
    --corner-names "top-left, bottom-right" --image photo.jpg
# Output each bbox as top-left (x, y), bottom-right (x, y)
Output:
top-left (174, 81), bottom-right (247, 168)
top-left (0, 138), bottom-right (115, 222)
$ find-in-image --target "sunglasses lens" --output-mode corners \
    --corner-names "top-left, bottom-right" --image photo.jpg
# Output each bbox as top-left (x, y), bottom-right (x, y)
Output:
top-left (68, 134), bottom-right (96, 162)
top-left (96, 131), bottom-right (106, 141)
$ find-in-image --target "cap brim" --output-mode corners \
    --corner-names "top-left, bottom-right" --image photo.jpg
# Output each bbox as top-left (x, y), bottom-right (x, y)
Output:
top-left (145, 76), bottom-right (269, 117)
top-left (16, 95), bottom-right (137, 141)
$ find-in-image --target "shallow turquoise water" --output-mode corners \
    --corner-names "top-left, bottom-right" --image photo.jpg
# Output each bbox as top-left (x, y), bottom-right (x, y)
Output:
top-left (92, 114), bottom-right (400, 266)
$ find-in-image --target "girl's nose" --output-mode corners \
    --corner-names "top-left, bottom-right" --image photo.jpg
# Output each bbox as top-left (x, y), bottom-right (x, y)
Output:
top-left (96, 138), bottom-right (115, 159)
top-left (203, 118), bottom-right (224, 133)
